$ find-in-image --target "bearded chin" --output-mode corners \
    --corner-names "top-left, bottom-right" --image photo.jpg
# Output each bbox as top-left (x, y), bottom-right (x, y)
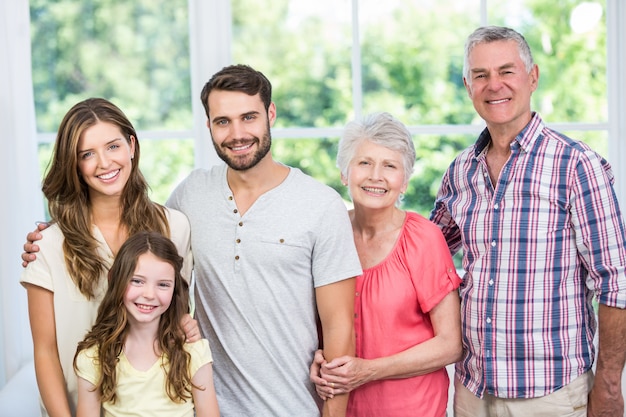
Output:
top-left (214, 130), bottom-right (272, 171)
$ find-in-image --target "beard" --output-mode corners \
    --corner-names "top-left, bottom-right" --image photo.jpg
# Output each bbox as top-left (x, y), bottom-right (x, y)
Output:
top-left (213, 122), bottom-right (272, 171)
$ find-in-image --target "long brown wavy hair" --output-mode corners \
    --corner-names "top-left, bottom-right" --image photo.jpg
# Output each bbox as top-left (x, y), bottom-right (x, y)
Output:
top-left (42, 98), bottom-right (170, 298)
top-left (74, 231), bottom-right (194, 404)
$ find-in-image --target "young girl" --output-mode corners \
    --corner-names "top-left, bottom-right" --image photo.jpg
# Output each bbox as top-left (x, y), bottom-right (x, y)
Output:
top-left (20, 98), bottom-right (196, 416)
top-left (74, 231), bottom-right (219, 417)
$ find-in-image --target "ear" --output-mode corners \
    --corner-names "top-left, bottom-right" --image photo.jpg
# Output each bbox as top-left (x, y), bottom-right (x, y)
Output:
top-left (463, 77), bottom-right (473, 98)
top-left (129, 135), bottom-right (136, 159)
top-left (267, 102), bottom-right (277, 127)
top-left (529, 64), bottom-right (539, 92)
top-left (341, 173), bottom-right (348, 186)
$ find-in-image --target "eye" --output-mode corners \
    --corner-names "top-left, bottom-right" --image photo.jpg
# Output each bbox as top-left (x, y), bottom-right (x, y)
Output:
top-left (130, 278), bottom-right (143, 286)
top-left (243, 114), bottom-right (256, 121)
top-left (214, 119), bottom-right (228, 126)
top-left (158, 281), bottom-right (173, 288)
top-left (80, 151), bottom-right (94, 160)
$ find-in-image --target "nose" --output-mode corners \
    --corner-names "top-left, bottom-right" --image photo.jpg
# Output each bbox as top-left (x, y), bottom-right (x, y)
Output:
top-left (369, 163), bottom-right (383, 180)
top-left (229, 120), bottom-right (245, 138)
top-left (96, 151), bottom-right (111, 168)
top-left (487, 74), bottom-right (504, 91)
top-left (142, 284), bottom-right (155, 299)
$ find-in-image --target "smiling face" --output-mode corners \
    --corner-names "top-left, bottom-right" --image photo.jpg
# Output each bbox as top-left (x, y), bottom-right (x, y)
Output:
top-left (123, 251), bottom-right (175, 327)
top-left (207, 90), bottom-right (276, 171)
top-left (464, 40), bottom-right (538, 135)
top-left (76, 121), bottom-right (135, 200)
top-left (345, 140), bottom-right (407, 210)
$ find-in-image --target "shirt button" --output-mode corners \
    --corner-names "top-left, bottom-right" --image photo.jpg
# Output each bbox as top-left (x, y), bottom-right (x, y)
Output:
top-left (235, 255), bottom-right (240, 260)
top-left (228, 196), bottom-right (233, 200)
top-left (494, 203), bottom-right (499, 210)
top-left (279, 239), bottom-right (284, 243)
top-left (238, 221), bottom-right (243, 227)
top-left (491, 240), bottom-right (496, 247)
top-left (355, 292), bottom-right (360, 296)
top-left (486, 317), bottom-right (492, 324)
top-left (236, 239), bottom-right (241, 243)
top-left (233, 209), bottom-right (238, 213)
top-left (489, 279), bottom-right (494, 285)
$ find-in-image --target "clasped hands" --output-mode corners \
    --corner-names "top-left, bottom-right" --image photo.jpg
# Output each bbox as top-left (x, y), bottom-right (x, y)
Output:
top-left (309, 349), bottom-right (371, 400)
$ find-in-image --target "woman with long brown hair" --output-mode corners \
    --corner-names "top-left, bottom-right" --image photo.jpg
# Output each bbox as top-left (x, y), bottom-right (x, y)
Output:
top-left (20, 98), bottom-right (194, 417)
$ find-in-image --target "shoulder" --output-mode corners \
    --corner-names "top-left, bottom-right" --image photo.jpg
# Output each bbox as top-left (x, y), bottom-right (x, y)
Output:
top-left (405, 211), bottom-right (440, 233)
top-left (287, 168), bottom-right (344, 202)
top-left (183, 165), bottom-right (226, 184)
top-left (30, 222), bottom-right (65, 255)
top-left (76, 344), bottom-right (99, 368)
top-left (185, 339), bottom-right (213, 365)
top-left (539, 126), bottom-right (613, 176)
top-left (170, 165), bottom-right (225, 194)
top-left (163, 206), bottom-right (190, 228)
top-left (167, 165), bottom-right (227, 209)
top-left (404, 212), bottom-right (449, 245)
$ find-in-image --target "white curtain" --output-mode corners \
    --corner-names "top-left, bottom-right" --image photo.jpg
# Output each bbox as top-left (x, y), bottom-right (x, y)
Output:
top-left (0, 0), bottom-right (45, 388)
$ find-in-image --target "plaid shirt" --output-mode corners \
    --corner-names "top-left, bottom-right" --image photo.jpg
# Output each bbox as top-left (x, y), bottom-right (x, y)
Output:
top-left (431, 113), bottom-right (626, 398)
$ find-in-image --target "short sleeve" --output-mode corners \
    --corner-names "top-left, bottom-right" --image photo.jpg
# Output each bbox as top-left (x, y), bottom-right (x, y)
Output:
top-left (75, 346), bottom-right (101, 386)
top-left (186, 339), bottom-right (213, 378)
top-left (405, 212), bottom-right (462, 313)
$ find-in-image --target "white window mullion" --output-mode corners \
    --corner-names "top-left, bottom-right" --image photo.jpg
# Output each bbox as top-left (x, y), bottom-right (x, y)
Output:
top-left (188, 0), bottom-right (231, 169)
top-left (351, 0), bottom-right (363, 120)
top-left (607, 0), bottom-right (626, 206)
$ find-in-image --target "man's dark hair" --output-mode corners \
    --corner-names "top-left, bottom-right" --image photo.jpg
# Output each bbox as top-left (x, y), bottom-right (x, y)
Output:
top-left (200, 64), bottom-right (272, 118)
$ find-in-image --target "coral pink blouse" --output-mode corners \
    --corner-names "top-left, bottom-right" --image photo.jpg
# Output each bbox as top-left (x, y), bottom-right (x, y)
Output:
top-left (348, 211), bottom-right (461, 417)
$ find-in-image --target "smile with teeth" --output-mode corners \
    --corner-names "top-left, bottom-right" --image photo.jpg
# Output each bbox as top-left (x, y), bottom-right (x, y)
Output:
top-left (135, 303), bottom-right (157, 312)
top-left (487, 98), bottom-right (510, 104)
top-left (229, 142), bottom-right (254, 152)
top-left (362, 186), bottom-right (387, 194)
top-left (97, 169), bottom-right (119, 180)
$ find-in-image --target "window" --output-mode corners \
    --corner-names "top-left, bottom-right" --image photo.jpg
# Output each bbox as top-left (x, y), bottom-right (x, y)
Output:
top-left (31, 0), bottom-right (195, 205)
top-left (31, 0), bottom-right (623, 215)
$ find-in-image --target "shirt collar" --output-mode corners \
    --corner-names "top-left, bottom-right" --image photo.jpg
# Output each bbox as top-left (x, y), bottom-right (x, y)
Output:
top-left (473, 112), bottom-right (544, 158)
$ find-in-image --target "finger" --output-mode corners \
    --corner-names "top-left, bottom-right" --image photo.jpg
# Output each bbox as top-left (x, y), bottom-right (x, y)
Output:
top-left (21, 252), bottom-right (36, 263)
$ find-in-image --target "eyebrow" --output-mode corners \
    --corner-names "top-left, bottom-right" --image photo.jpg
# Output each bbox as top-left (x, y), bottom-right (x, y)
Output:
top-left (77, 137), bottom-right (124, 154)
top-left (471, 62), bottom-right (517, 74)
top-left (211, 110), bottom-right (261, 124)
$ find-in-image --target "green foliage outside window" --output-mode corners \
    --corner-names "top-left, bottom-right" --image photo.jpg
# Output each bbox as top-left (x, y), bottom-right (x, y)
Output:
top-left (32, 0), bottom-right (607, 219)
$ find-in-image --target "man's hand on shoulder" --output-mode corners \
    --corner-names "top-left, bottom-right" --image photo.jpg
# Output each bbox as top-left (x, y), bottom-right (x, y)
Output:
top-left (21, 222), bottom-right (48, 267)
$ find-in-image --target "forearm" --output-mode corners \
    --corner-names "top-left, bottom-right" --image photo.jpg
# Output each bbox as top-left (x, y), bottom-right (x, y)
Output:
top-left (321, 314), bottom-right (354, 417)
top-left (373, 290), bottom-right (462, 381)
top-left (34, 350), bottom-right (72, 417)
top-left (371, 331), bottom-right (462, 381)
top-left (595, 304), bottom-right (626, 383)
top-left (317, 279), bottom-right (356, 417)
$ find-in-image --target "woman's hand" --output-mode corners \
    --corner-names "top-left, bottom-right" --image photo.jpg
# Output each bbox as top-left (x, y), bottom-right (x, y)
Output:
top-left (310, 349), bottom-right (375, 400)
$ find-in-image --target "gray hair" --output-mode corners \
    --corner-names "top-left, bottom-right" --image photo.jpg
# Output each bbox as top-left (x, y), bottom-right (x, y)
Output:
top-left (337, 112), bottom-right (415, 185)
top-left (463, 26), bottom-right (534, 82)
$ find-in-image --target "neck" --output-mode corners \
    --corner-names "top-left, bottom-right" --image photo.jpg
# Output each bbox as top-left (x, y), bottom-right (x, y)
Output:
top-left (352, 205), bottom-right (404, 239)
top-left (226, 155), bottom-right (289, 193)
top-left (90, 197), bottom-right (123, 226)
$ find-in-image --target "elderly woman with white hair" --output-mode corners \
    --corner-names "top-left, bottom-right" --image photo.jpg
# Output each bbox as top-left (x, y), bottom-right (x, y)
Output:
top-left (310, 112), bottom-right (462, 417)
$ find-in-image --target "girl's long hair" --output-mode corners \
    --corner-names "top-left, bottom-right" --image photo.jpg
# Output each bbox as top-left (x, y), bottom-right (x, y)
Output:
top-left (74, 231), bottom-right (193, 403)
top-left (43, 98), bottom-right (169, 299)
